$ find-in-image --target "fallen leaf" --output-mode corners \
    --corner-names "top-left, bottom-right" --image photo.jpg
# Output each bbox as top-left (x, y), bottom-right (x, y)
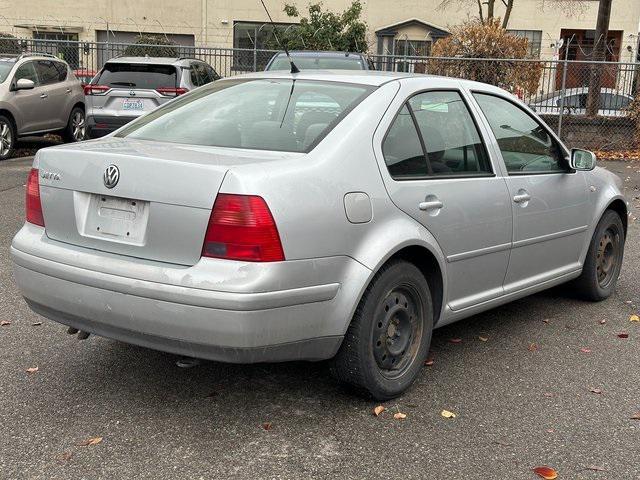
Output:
top-left (617, 332), bottom-right (629, 339)
top-left (0, 320), bottom-right (10, 326)
top-left (449, 338), bottom-right (462, 344)
top-left (478, 336), bottom-right (488, 342)
top-left (630, 314), bottom-right (640, 322)
top-left (589, 388), bottom-right (603, 394)
top-left (599, 319), bottom-right (607, 325)
top-left (441, 409), bottom-right (457, 419)
top-left (585, 466), bottom-right (606, 472)
top-left (533, 466), bottom-right (558, 479)
top-left (393, 412), bottom-right (407, 420)
top-left (79, 436), bottom-right (103, 446)
top-left (542, 318), bottom-right (550, 324)
top-left (26, 367), bottom-right (38, 374)
top-left (31, 321), bottom-right (42, 326)
top-left (424, 358), bottom-right (435, 367)
top-left (262, 422), bottom-right (273, 431)
top-left (373, 405), bottom-right (385, 416)
top-left (580, 348), bottom-right (592, 353)
top-left (631, 412), bottom-right (640, 420)
top-left (528, 343), bottom-right (538, 352)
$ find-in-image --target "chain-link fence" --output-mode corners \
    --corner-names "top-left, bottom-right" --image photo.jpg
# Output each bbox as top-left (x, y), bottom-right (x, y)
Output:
top-left (2, 37), bottom-right (639, 153)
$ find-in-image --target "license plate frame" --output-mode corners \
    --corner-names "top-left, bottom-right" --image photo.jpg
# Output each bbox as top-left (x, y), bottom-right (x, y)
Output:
top-left (122, 98), bottom-right (144, 111)
top-left (82, 193), bottom-right (149, 245)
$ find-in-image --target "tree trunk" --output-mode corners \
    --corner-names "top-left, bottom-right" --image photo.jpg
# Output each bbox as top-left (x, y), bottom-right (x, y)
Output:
top-left (477, 0), bottom-right (484, 23)
top-left (486, 0), bottom-right (495, 20)
top-left (501, 0), bottom-right (514, 28)
top-left (586, 0), bottom-right (613, 117)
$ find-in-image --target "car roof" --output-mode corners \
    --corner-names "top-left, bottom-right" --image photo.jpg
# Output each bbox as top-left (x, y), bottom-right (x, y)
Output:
top-left (274, 50), bottom-right (366, 58)
top-left (105, 56), bottom-right (188, 65)
top-left (223, 70), bottom-right (502, 90)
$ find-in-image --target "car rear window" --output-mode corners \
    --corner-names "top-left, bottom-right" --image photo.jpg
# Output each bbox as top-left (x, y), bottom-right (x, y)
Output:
top-left (116, 79), bottom-right (375, 153)
top-left (96, 63), bottom-right (177, 89)
top-left (267, 55), bottom-right (365, 71)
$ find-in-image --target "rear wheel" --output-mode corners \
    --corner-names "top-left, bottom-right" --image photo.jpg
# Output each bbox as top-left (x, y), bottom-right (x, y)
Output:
top-left (572, 210), bottom-right (625, 301)
top-left (330, 260), bottom-right (433, 400)
top-left (63, 106), bottom-right (86, 142)
top-left (0, 115), bottom-right (15, 161)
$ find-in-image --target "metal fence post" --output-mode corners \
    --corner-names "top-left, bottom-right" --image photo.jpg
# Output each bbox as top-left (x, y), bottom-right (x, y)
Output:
top-left (556, 38), bottom-right (570, 140)
top-left (253, 44), bottom-right (257, 72)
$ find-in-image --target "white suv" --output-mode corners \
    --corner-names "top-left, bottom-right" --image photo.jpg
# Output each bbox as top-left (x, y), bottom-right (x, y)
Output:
top-left (84, 57), bottom-right (220, 138)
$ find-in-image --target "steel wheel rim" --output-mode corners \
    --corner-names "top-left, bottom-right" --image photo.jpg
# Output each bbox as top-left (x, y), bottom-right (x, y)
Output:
top-left (596, 226), bottom-right (620, 288)
top-left (0, 122), bottom-right (12, 157)
top-left (72, 111), bottom-right (85, 141)
top-left (372, 285), bottom-right (423, 379)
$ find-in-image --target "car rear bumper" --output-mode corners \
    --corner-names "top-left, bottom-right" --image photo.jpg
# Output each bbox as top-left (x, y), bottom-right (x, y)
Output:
top-left (86, 115), bottom-right (137, 138)
top-left (11, 224), bottom-right (371, 362)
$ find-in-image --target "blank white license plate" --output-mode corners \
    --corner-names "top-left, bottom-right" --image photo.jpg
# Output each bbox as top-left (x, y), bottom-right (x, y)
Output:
top-left (123, 98), bottom-right (144, 110)
top-left (83, 194), bottom-right (149, 245)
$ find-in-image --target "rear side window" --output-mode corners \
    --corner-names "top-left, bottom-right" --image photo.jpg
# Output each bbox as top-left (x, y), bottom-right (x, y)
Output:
top-left (117, 79), bottom-right (374, 153)
top-left (383, 90), bottom-right (491, 178)
top-left (36, 60), bottom-right (62, 85)
top-left (96, 63), bottom-right (177, 89)
top-left (54, 62), bottom-right (68, 81)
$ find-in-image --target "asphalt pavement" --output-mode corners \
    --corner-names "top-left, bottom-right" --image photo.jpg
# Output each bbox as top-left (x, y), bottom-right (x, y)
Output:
top-left (0, 156), bottom-right (639, 480)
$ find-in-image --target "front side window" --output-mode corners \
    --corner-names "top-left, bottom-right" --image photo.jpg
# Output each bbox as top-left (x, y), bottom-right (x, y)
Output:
top-left (36, 60), bottom-right (62, 85)
top-left (14, 61), bottom-right (38, 85)
top-left (474, 93), bottom-right (567, 174)
top-left (117, 79), bottom-right (374, 153)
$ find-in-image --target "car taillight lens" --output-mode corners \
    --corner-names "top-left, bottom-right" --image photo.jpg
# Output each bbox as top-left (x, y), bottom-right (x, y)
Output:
top-left (156, 87), bottom-right (188, 97)
top-left (202, 194), bottom-right (284, 262)
top-left (83, 84), bottom-right (109, 95)
top-left (26, 168), bottom-right (44, 227)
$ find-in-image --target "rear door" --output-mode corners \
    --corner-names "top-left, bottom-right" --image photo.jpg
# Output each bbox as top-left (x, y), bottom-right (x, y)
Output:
top-left (472, 92), bottom-right (590, 293)
top-left (92, 62), bottom-right (180, 119)
top-left (374, 81), bottom-right (513, 311)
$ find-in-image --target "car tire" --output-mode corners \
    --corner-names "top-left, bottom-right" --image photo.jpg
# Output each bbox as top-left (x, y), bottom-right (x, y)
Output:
top-left (0, 115), bottom-right (16, 161)
top-left (63, 106), bottom-right (86, 143)
top-left (330, 259), bottom-right (433, 400)
top-left (572, 209), bottom-right (625, 301)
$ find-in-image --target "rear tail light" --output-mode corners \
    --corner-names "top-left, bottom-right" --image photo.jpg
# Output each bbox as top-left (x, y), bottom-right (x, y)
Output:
top-left (83, 84), bottom-right (109, 95)
top-left (26, 168), bottom-right (44, 227)
top-left (156, 87), bottom-right (188, 97)
top-left (202, 194), bottom-right (284, 262)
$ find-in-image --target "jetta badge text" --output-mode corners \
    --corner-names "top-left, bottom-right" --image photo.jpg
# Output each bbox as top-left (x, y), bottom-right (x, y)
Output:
top-left (103, 165), bottom-right (120, 189)
top-left (40, 171), bottom-right (61, 181)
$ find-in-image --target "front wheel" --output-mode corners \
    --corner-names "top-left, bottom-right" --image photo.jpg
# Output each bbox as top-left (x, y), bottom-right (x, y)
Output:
top-left (572, 210), bottom-right (625, 301)
top-left (330, 259), bottom-right (433, 400)
top-left (64, 106), bottom-right (86, 143)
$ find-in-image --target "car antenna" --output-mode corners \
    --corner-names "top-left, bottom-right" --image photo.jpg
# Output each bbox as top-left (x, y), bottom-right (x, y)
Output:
top-left (259, 0), bottom-right (300, 74)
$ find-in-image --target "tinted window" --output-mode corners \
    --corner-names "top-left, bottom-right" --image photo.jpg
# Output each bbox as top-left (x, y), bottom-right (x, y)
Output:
top-left (14, 61), bottom-right (38, 84)
top-left (96, 63), bottom-right (177, 89)
top-left (409, 91), bottom-right (491, 175)
top-left (117, 79), bottom-right (374, 153)
top-left (382, 105), bottom-right (428, 178)
top-left (191, 63), bottom-right (212, 86)
top-left (54, 62), bottom-right (68, 81)
top-left (189, 64), bottom-right (202, 86)
top-left (474, 93), bottom-right (567, 174)
top-left (206, 65), bottom-right (220, 81)
top-left (267, 55), bottom-right (365, 71)
top-left (36, 60), bottom-right (62, 85)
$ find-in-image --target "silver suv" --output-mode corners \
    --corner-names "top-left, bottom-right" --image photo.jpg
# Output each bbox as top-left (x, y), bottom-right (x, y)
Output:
top-left (0, 53), bottom-right (85, 160)
top-left (85, 57), bottom-right (220, 138)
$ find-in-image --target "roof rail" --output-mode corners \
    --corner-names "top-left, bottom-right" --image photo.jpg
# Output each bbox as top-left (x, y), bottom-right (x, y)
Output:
top-left (17, 52), bottom-right (59, 60)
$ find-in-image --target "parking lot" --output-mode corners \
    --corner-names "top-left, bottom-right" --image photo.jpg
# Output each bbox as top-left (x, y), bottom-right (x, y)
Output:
top-left (0, 155), bottom-right (639, 479)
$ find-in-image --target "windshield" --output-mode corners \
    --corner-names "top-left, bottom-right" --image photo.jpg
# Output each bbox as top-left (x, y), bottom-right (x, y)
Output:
top-left (96, 63), bottom-right (177, 89)
top-left (267, 55), bottom-right (366, 71)
top-left (0, 61), bottom-right (14, 83)
top-left (117, 79), bottom-right (374, 153)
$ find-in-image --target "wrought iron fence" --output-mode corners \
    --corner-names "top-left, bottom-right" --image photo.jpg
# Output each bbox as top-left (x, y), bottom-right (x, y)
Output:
top-left (1, 37), bottom-right (639, 152)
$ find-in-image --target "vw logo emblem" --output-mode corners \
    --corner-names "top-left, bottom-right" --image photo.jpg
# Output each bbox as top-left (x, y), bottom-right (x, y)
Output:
top-left (103, 165), bottom-right (120, 189)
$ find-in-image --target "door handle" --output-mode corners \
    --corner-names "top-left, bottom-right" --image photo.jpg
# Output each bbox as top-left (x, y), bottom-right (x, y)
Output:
top-left (513, 192), bottom-right (531, 203)
top-left (40, 93), bottom-right (48, 99)
top-left (419, 200), bottom-right (444, 211)
top-left (65, 88), bottom-right (72, 93)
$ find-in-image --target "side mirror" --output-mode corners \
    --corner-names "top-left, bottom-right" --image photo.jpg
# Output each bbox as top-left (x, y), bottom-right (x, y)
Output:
top-left (15, 78), bottom-right (35, 90)
top-left (570, 148), bottom-right (596, 171)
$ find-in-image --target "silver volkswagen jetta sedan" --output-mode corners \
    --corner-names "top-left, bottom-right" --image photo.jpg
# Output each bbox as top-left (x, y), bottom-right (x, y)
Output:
top-left (11, 71), bottom-right (627, 399)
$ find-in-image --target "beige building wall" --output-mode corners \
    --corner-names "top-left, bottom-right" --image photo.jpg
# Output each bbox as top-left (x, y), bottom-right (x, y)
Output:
top-left (0, 0), bottom-right (638, 59)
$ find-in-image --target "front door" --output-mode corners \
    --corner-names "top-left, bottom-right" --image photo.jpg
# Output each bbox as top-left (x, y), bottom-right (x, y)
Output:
top-left (11, 61), bottom-right (47, 134)
top-left (472, 93), bottom-right (591, 293)
top-left (375, 87), bottom-right (513, 311)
